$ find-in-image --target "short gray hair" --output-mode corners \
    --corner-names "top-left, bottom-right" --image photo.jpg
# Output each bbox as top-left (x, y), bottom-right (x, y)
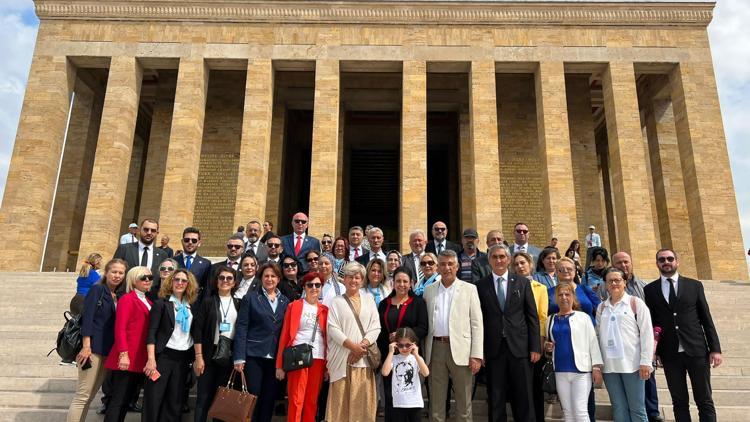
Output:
top-left (348, 226), bottom-right (364, 235)
top-left (342, 261), bottom-right (365, 278)
top-left (409, 230), bottom-right (426, 240)
top-left (488, 243), bottom-right (511, 257)
top-left (369, 227), bottom-right (383, 238)
top-left (438, 249), bottom-right (458, 263)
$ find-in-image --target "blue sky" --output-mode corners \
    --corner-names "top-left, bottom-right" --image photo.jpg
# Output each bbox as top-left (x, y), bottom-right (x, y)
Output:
top-left (1, 0), bottom-right (749, 272)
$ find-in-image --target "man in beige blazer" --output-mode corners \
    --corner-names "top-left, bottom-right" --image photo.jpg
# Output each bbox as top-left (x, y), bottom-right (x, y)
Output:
top-left (424, 250), bottom-right (484, 422)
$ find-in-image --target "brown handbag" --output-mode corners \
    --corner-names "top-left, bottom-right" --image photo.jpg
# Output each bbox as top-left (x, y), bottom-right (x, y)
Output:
top-left (343, 295), bottom-right (381, 368)
top-left (207, 368), bottom-right (258, 422)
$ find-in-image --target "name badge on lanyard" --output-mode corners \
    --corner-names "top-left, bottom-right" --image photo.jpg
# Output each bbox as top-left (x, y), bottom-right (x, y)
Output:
top-left (219, 321), bottom-right (232, 332)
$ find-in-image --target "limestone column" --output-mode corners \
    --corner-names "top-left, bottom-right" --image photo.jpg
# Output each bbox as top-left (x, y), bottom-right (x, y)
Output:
top-left (535, 62), bottom-right (579, 248)
top-left (44, 82), bottom-right (103, 271)
top-left (643, 99), bottom-right (696, 275)
top-left (458, 104), bottom-right (476, 231)
top-left (308, 59), bottom-right (340, 237)
top-left (77, 57), bottom-right (143, 261)
top-left (601, 62), bottom-right (657, 274)
top-left (234, 59), bottom-right (274, 228)
top-left (265, 103), bottom-right (286, 228)
top-left (158, 58), bottom-right (208, 243)
top-left (469, 61), bottom-right (502, 239)
top-left (138, 73), bottom-right (176, 220)
top-left (669, 62), bottom-right (747, 279)
top-left (0, 55), bottom-right (75, 271)
top-left (400, 61), bottom-right (428, 251)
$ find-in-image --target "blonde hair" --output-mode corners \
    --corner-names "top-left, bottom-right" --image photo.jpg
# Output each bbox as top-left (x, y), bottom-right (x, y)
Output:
top-left (159, 269), bottom-right (198, 304)
top-left (79, 253), bottom-right (103, 278)
top-left (554, 283), bottom-right (580, 311)
top-left (125, 266), bottom-right (152, 293)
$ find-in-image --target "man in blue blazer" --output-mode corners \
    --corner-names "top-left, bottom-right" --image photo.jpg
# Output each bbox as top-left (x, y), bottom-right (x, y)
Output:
top-left (509, 222), bottom-right (542, 266)
top-left (280, 212), bottom-right (321, 272)
top-left (174, 227), bottom-right (212, 299)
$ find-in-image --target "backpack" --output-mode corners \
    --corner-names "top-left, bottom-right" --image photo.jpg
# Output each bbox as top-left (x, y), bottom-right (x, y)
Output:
top-left (49, 311), bottom-right (83, 361)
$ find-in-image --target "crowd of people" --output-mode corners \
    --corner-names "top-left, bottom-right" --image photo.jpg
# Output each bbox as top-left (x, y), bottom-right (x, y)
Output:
top-left (66, 213), bottom-right (723, 422)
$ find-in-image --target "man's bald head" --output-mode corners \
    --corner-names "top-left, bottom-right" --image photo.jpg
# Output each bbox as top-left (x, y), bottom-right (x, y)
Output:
top-left (612, 251), bottom-right (633, 280)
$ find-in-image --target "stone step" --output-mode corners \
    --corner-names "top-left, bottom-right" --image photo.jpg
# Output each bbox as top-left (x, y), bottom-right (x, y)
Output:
top-left (0, 377), bottom-right (75, 393)
top-left (595, 387), bottom-right (746, 406)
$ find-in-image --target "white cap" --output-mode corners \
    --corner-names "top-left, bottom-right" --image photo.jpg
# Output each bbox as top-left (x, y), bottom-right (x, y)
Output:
top-left (588, 225), bottom-right (595, 230)
top-left (128, 223), bottom-right (138, 229)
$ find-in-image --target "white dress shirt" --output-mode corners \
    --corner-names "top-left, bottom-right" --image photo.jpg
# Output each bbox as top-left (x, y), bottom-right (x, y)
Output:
top-left (234, 277), bottom-right (255, 299)
top-left (135, 289), bottom-right (151, 311)
top-left (660, 272), bottom-right (683, 352)
top-left (434, 282), bottom-right (456, 337)
top-left (349, 245), bottom-right (365, 261)
top-left (597, 293), bottom-right (654, 373)
top-left (120, 233), bottom-right (137, 244)
top-left (514, 243), bottom-right (529, 253)
top-left (433, 240), bottom-right (446, 253)
top-left (492, 270), bottom-right (509, 300)
top-left (166, 298), bottom-right (194, 351)
top-left (369, 250), bottom-right (386, 262)
top-left (138, 241), bottom-right (154, 269)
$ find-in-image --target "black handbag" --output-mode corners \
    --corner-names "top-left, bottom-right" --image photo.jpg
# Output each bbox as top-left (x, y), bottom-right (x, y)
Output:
top-left (212, 336), bottom-right (233, 367)
top-left (282, 313), bottom-right (319, 372)
top-left (541, 354), bottom-right (556, 394)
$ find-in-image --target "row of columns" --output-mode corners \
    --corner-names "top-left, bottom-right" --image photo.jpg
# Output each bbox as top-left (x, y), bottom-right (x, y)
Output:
top-left (0, 55), bottom-right (745, 279)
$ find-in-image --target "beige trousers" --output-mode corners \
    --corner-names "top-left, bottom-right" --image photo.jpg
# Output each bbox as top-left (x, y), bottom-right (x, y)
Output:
top-left (67, 353), bottom-right (108, 422)
top-left (428, 340), bottom-right (474, 422)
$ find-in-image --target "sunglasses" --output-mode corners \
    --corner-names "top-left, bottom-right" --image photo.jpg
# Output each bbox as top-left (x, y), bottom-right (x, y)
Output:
top-left (267, 243), bottom-right (281, 248)
top-left (305, 283), bottom-right (322, 289)
top-left (283, 263), bottom-right (297, 269)
top-left (173, 278), bottom-right (188, 285)
top-left (218, 275), bottom-right (235, 282)
top-left (420, 261), bottom-right (435, 267)
top-left (306, 257), bottom-right (319, 263)
top-left (397, 343), bottom-right (413, 349)
top-left (227, 244), bottom-right (243, 250)
top-left (516, 229), bottom-right (529, 234)
top-left (159, 266), bottom-right (175, 272)
top-left (433, 227), bottom-right (446, 232)
top-left (139, 275), bottom-right (154, 281)
top-left (321, 240), bottom-right (332, 245)
top-left (293, 219), bottom-right (308, 224)
top-left (657, 256), bottom-right (676, 263)
top-left (182, 238), bottom-right (199, 244)
top-left (142, 228), bottom-right (158, 233)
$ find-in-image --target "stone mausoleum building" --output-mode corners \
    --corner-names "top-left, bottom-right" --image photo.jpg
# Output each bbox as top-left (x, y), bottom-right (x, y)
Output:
top-left (0, 0), bottom-right (746, 280)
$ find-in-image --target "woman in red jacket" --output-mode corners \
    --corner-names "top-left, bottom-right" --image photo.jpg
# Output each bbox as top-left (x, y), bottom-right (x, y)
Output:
top-left (275, 272), bottom-right (329, 422)
top-left (103, 266), bottom-right (153, 422)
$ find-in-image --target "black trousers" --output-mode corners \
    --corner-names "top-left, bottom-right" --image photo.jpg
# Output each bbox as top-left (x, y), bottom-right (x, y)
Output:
top-left (645, 368), bottom-right (661, 418)
top-left (103, 370), bottom-right (142, 422)
top-left (391, 407), bottom-right (422, 422)
top-left (243, 356), bottom-right (278, 422)
top-left (532, 354), bottom-right (546, 422)
top-left (142, 348), bottom-right (192, 422)
top-left (662, 352), bottom-right (715, 422)
top-left (485, 339), bottom-right (535, 422)
top-left (194, 361), bottom-right (233, 422)
top-left (316, 380), bottom-right (329, 422)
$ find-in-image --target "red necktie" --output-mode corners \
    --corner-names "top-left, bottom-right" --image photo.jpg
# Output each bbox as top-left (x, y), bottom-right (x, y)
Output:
top-left (294, 235), bottom-right (302, 256)
top-left (354, 248), bottom-right (360, 259)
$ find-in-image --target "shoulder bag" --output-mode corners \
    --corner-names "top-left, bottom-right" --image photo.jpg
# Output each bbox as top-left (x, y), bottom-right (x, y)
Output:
top-left (541, 314), bottom-right (557, 394)
top-left (282, 312), bottom-right (318, 372)
top-left (208, 368), bottom-right (257, 422)
top-left (343, 295), bottom-right (381, 368)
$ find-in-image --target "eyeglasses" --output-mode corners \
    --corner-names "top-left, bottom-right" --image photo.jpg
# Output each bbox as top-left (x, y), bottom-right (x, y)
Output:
top-left (283, 263), bottom-right (297, 269)
top-left (267, 243), bottom-right (281, 248)
top-left (420, 261), bottom-right (435, 267)
top-left (218, 275), bottom-right (235, 282)
top-left (321, 240), bottom-right (332, 245)
top-left (172, 278), bottom-right (188, 285)
top-left (557, 267), bottom-right (575, 273)
top-left (397, 343), bottom-right (413, 349)
top-left (227, 244), bottom-right (243, 250)
top-left (516, 229), bottom-right (529, 234)
top-left (139, 275), bottom-right (154, 281)
top-left (142, 228), bottom-right (158, 233)
top-left (306, 257), bottom-right (319, 263)
top-left (305, 283), bottom-right (322, 289)
top-left (657, 256), bottom-right (676, 263)
top-left (159, 266), bottom-right (175, 272)
top-left (182, 237), bottom-right (199, 244)
top-left (293, 219), bottom-right (308, 224)
top-left (607, 278), bottom-right (625, 284)
top-left (433, 227), bottom-right (446, 232)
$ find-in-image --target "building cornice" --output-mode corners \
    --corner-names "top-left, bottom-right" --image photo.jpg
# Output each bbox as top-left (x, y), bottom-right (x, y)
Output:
top-left (33, 1), bottom-right (715, 27)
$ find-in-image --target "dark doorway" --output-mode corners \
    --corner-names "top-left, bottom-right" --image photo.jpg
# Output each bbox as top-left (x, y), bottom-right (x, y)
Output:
top-left (278, 109), bottom-right (313, 236)
top-left (427, 112), bottom-right (461, 242)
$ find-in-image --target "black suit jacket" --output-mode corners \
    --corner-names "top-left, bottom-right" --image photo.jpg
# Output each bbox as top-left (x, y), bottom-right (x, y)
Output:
top-left (245, 242), bottom-right (269, 263)
top-left (471, 254), bottom-right (491, 283)
top-left (425, 240), bottom-right (461, 255)
top-left (175, 254), bottom-right (212, 297)
top-left (476, 273), bottom-right (540, 359)
top-left (113, 242), bottom-right (167, 297)
top-left (401, 252), bottom-right (421, 282)
top-left (644, 276), bottom-right (721, 358)
top-left (191, 294), bottom-right (241, 360)
top-left (147, 298), bottom-right (194, 355)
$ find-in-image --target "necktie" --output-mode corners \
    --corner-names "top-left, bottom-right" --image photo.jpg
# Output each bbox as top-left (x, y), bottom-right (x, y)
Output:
top-left (294, 236), bottom-right (302, 256)
top-left (185, 255), bottom-right (193, 270)
top-left (437, 243), bottom-right (443, 254)
top-left (229, 260), bottom-right (237, 270)
top-left (497, 277), bottom-right (506, 312)
top-left (668, 277), bottom-right (677, 308)
top-left (131, 234), bottom-right (136, 243)
top-left (354, 248), bottom-right (360, 259)
top-left (141, 246), bottom-right (149, 267)
top-left (250, 243), bottom-right (257, 254)
top-left (415, 256), bottom-right (424, 284)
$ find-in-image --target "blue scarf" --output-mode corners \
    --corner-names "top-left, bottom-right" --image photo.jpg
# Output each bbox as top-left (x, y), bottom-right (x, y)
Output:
top-left (414, 273), bottom-right (439, 297)
top-left (170, 295), bottom-right (191, 333)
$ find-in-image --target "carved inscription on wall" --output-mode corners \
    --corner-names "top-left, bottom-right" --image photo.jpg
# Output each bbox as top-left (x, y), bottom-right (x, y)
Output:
top-left (193, 152), bottom-right (240, 255)
top-left (500, 154), bottom-right (545, 240)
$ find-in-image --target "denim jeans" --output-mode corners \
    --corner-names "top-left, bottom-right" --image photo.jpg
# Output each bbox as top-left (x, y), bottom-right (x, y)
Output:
top-left (603, 371), bottom-right (647, 422)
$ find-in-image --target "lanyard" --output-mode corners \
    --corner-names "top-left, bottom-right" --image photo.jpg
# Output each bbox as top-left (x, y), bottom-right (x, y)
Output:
top-left (219, 296), bottom-right (232, 323)
top-left (384, 296), bottom-right (413, 333)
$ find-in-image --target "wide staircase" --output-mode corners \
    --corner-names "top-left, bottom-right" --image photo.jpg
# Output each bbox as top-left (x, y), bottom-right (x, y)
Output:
top-left (0, 272), bottom-right (747, 421)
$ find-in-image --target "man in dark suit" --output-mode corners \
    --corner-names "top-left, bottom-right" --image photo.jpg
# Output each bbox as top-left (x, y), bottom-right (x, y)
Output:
top-left (174, 227), bottom-right (212, 298)
top-left (355, 226), bottom-right (386, 266)
top-left (472, 229), bottom-right (505, 283)
top-left (208, 234), bottom-right (245, 297)
top-left (644, 248), bottom-right (722, 422)
top-left (509, 222), bottom-right (542, 265)
top-left (262, 235), bottom-right (283, 265)
top-left (113, 218), bottom-right (167, 298)
top-left (280, 212), bottom-right (321, 272)
top-left (425, 220), bottom-right (461, 255)
top-left (244, 220), bottom-right (268, 262)
top-left (402, 229), bottom-right (427, 284)
top-left (476, 243), bottom-right (541, 422)
top-left (348, 226), bottom-right (370, 260)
